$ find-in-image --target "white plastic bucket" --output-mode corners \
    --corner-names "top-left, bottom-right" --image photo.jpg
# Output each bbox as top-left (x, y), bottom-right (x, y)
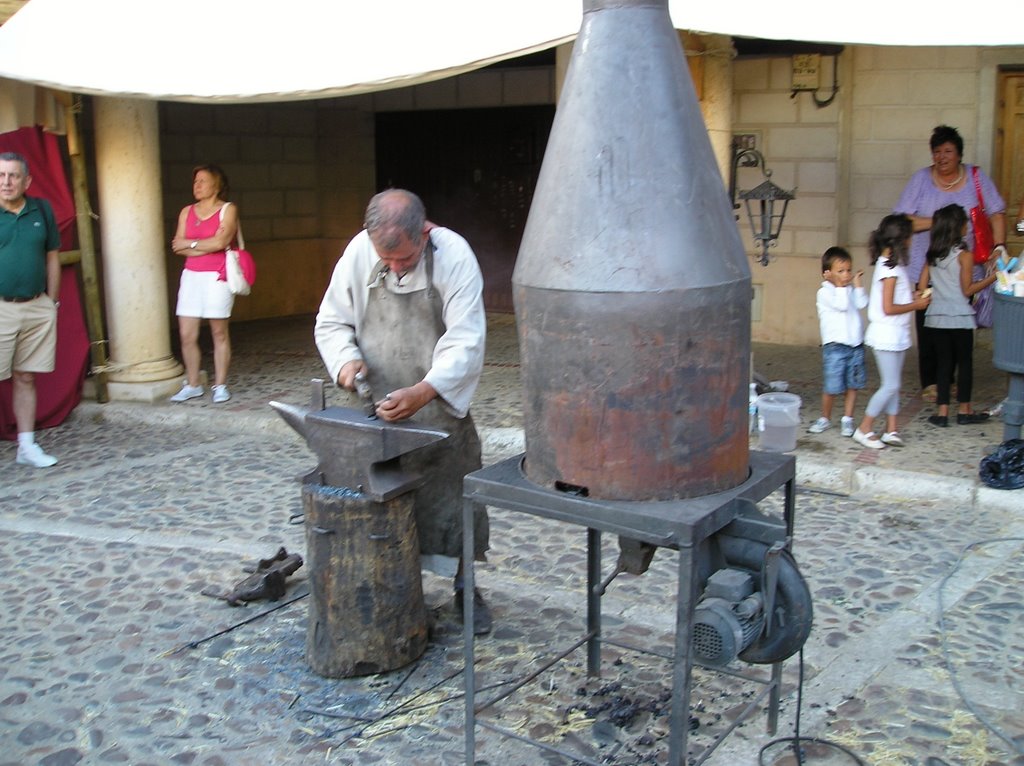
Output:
top-left (756, 393), bottom-right (802, 452)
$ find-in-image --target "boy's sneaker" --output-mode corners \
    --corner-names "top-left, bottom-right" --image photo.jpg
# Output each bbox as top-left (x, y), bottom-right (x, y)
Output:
top-left (170, 383), bottom-right (204, 402)
top-left (212, 385), bottom-right (231, 404)
top-left (807, 416), bottom-right (831, 434)
top-left (16, 441), bottom-right (58, 468)
top-left (840, 416), bottom-right (855, 437)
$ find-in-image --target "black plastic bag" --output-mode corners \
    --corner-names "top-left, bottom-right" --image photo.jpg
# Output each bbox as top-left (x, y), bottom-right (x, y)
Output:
top-left (979, 439), bottom-right (1024, 490)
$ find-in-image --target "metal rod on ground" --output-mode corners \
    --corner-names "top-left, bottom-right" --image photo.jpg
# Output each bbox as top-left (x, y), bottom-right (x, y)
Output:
top-left (162, 590), bottom-right (308, 657)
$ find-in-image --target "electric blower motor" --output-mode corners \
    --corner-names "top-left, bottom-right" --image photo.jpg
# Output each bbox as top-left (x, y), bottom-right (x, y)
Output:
top-left (691, 535), bottom-right (813, 668)
top-left (693, 569), bottom-right (766, 667)
top-left (616, 509), bottom-right (814, 669)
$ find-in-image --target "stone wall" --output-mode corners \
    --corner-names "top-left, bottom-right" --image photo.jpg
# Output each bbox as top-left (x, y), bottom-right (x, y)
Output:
top-left (733, 54), bottom-right (843, 344)
top-left (735, 45), bottom-right (1024, 345)
top-left (154, 43), bottom-right (1024, 342)
top-left (157, 65), bottom-right (555, 322)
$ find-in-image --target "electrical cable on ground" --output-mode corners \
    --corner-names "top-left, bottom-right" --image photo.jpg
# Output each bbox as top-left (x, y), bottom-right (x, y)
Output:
top-left (756, 648), bottom-right (865, 765)
top-left (936, 537), bottom-right (1024, 757)
top-left (759, 535), bottom-right (1024, 764)
top-left (756, 529), bottom-right (864, 765)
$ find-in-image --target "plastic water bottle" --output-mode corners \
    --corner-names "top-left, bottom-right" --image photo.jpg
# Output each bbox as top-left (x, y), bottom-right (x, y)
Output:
top-left (748, 383), bottom-right (758, 434)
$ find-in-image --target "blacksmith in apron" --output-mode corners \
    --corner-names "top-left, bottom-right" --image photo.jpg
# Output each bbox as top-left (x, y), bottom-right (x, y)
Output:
top-left (314, 189), bottom-right (491, 634)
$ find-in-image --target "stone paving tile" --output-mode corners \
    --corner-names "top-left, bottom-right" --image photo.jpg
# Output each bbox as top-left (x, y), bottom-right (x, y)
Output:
top-left (2, 449), bottom-right (1022, 765)
top-left (169, 312), bottom-right (525, 433)
top-left (4, 418), bottom-right (224, 473)
top-left (1, 314), bottom-right (1022, 766)
top-left (55, 312), bottom-right (1017, 492)
top-left (217, 313), bottom-right (1014, 486)
top-left (463, 489), bottom-right (1024, 765)
top-left (2, 428), bottom-right (311, 550)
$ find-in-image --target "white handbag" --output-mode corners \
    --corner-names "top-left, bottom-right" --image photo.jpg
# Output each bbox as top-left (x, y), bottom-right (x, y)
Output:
top-left (225, 249), bottom-right (249, 296)
top-left (222, 203), bottom-right (251, 296)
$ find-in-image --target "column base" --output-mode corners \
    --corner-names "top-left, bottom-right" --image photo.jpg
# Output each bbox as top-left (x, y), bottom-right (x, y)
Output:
top-left (85, 375), bottom-right (195, 403)
top-left (85, 362), bottom-right (204, 403)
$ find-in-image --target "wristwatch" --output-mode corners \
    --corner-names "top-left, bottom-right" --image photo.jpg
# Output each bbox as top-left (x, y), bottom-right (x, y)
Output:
top-left (190, 240), bottom-right (199, 250)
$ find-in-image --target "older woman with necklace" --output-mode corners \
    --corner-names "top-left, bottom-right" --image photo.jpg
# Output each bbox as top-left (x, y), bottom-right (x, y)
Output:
top-left (893, 124), bottom-right (1006, 401)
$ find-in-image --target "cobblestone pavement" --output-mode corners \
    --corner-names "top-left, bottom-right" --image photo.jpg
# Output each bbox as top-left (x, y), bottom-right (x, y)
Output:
top-left (1, 313), bottom-right (1022, 766)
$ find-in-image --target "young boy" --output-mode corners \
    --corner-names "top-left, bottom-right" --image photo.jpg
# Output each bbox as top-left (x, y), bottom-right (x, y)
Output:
top-left (809, 246), bottom-right (868, 436)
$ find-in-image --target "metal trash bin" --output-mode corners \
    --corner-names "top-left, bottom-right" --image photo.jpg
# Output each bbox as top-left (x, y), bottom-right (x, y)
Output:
top-left (992, 292), bottom-right (1024, 440)
top-left (993, 293), bottom-right (1024, 374)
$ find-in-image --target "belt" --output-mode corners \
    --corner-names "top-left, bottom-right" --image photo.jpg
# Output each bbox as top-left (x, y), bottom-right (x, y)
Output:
top-left (0, 293), bottom-right (42, 303)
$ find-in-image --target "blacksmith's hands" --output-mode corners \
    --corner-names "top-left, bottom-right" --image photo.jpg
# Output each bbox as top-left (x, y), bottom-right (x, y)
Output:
top-left (338, 360), bottom-right (367, 391)
top-left (376, 382), bottom-right (437, 422)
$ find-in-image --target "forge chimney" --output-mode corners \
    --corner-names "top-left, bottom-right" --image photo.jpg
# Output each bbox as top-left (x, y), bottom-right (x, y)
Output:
top-left (513, 0), bottom-right (751, 500)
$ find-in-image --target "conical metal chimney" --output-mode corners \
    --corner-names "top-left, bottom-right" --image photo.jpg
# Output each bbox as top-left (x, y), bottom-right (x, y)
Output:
top-left (513, 0), bottom-right (751, 500)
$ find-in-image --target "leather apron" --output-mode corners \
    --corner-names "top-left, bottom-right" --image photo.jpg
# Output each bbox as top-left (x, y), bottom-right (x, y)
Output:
top-left (340, 239), bottom-right (488, 560)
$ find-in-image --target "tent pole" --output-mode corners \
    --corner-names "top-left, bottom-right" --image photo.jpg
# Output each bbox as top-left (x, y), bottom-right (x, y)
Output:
top-left (65, 95), bottom-right (109, 403)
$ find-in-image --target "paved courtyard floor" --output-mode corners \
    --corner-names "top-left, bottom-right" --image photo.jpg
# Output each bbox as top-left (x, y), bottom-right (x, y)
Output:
top-left (1, 313), bottom-right (1022, 765)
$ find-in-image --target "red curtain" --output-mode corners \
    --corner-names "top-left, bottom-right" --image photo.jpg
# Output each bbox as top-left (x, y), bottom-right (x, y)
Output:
top-left (1, 126), bottom-right (91, 439)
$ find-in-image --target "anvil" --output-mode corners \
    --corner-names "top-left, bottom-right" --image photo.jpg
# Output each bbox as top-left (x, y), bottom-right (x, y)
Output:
top-left (271, 389), bottom-right (450, 502)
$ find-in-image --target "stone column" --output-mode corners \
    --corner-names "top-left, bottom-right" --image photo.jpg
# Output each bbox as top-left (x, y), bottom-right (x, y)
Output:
top-left (684, 32), bottom-right (735, 187)
top-left (555, 42), bottom-right (572, 101)
top-left (93, 97), bottom-right (183, 401)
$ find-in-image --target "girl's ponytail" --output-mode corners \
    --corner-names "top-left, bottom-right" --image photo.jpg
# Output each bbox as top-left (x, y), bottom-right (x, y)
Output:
top-left (869, 214), bottom-right (913, 268)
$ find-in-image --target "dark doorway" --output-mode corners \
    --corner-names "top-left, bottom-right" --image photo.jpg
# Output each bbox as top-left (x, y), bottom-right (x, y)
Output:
top-left (376, 106), bottom-right (555, 313)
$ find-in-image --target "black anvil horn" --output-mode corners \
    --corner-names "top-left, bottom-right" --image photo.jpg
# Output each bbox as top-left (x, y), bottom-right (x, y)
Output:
top-left (270, 395), bottom-right (449, 502)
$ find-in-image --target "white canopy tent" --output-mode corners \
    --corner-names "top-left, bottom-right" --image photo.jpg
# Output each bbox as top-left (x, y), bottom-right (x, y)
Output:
top-left (0, 0), bottom-right (1018, 104)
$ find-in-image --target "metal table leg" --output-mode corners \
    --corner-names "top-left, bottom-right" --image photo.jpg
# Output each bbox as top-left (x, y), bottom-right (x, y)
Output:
top-left (463, 496), bottom-right (476, 765)
top-left (668, 544), bottom-right (699, 765)
top-left (784, 474), bottom-right (796, 542)
top-left (1003, 374), bottom-right (1024, 442)
top-left (461, 453), bottom-right (797, 765)
top-left (587, 528), bottom-right (602, 677)
top-left (767, 661), bottom-right (783, 735)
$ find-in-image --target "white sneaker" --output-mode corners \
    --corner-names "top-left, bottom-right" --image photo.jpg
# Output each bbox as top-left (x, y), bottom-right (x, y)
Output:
top-left (852, 429), bottom-right (885, 450)
top-left (840, 417), bottom-right (855, 437)
top-left (170, 383), bottom-right (204, 402)
top-left (212, 385), bottom-right (231, 404)
top-left (807, 416), bottom-right (831, 434)
top-left (16, 441), bottom-right (58, 468)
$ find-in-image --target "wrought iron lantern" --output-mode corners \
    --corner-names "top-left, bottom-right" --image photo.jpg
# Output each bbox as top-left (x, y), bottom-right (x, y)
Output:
top-left (730, 147), bottom-right (796, 266)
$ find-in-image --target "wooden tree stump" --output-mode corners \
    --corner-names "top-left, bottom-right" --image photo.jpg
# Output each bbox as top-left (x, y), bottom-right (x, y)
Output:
top-left (303, 484), bottom-right (428, 677)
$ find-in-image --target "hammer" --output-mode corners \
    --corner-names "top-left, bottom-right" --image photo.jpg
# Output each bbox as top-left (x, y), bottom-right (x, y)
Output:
top-left (353, 371), bottom-right (377, 419)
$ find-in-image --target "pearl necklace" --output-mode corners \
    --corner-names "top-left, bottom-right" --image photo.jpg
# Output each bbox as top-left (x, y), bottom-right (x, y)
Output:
top-left (933, 164), bottom-right (964, 190)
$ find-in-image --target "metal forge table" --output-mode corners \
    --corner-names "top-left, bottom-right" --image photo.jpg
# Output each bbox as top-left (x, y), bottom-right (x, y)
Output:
top-left (461, 450), bottom-right (797, 765)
